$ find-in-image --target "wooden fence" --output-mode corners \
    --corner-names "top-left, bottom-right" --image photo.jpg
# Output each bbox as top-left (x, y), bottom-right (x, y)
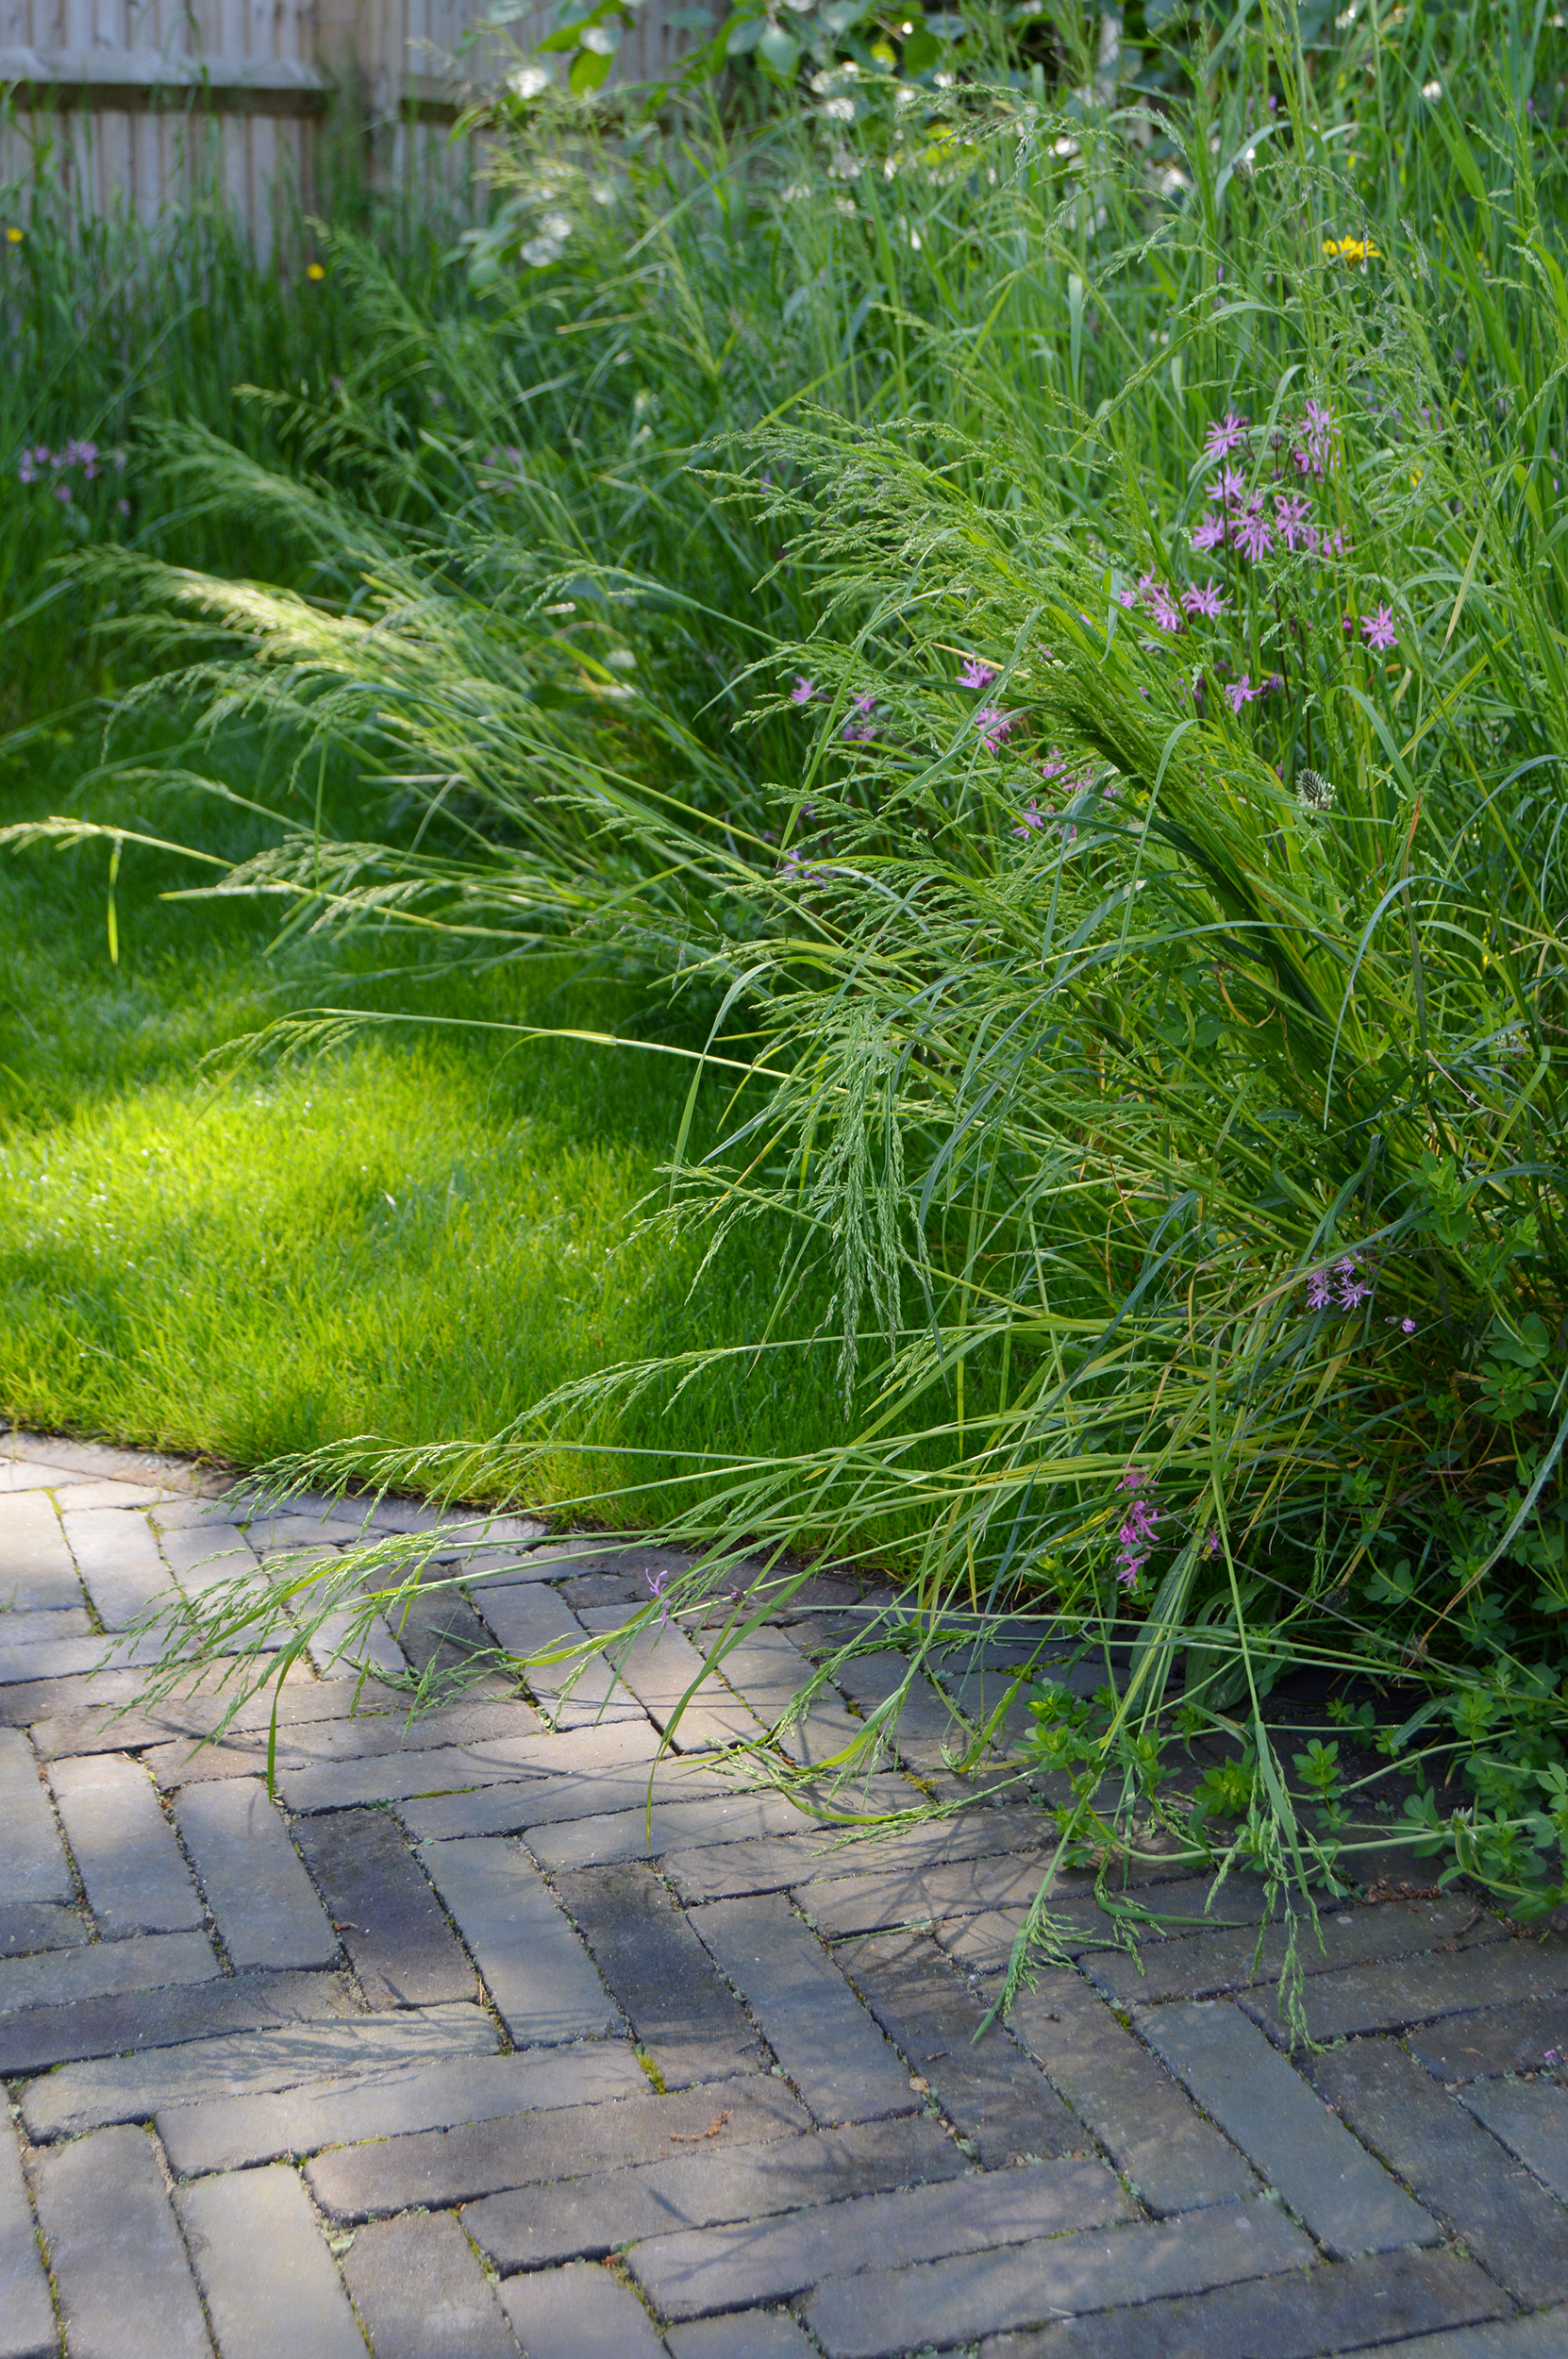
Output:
top-left (0, 0), bottom-right (668, 243)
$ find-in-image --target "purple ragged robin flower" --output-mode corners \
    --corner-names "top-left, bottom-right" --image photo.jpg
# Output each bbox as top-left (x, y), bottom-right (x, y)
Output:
top-left (842, 692), bottom-right (878, 743)
top-left (1234, 506), bottom-right (1275, 563)
top-left (1206, 465), bottom-right (1248, 509)
top-left (1012, 798), bottom-right (1049, 836)
top-left (975, 705), bottom-right (1016, 750)
top-left (1273, 494), bottom-right (1314, 551)
top-left (1117, 584), bottom-right (1139, 609)
top-left (646, 1566), bottom-right (674, 1630)
top-left (959, 657), bottom-right (997, 689)
top-left (1306, 1268), bottom-right (1332, 1311)
top-left (1362, 604), bottom-right (1398, 653)
top-left (1139, 574), bottom-right (1182, 633)
top-left (1336, 1254), bottom-right (1373, 1309)
top-left (1192, 510), bottom-right (1228, 556)
top-left (1224, 675), bottom-right (1262, 713)
top-left (791, 675), bottom-right (819, 703)
top-left (1114, 1467), bottom-right (1159, 1588)
top-left (1181, 578), bottom-right (1226, 620)
top-left (1203, 1527), bottom-right (1221, 1559)
top-left (1202, 411), bottom-right (1250, 461)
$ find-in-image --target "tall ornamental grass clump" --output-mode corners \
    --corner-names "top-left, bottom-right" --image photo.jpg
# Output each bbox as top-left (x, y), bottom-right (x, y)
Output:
top-left (56, 3), bottom-right (1568, 1929)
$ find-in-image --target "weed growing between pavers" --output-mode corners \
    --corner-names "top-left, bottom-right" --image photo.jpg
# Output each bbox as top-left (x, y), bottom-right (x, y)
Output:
top-left (15, 2), bottom-right (1568, 1981)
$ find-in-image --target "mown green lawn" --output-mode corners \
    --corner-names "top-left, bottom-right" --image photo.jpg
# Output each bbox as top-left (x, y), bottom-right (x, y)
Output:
top-left (0, 713), bottom-right (839, 1509)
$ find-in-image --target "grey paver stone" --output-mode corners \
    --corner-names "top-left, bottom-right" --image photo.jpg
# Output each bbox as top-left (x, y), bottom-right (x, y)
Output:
top-left (1089, 1895), bottom-right (1498, 2009)
top-left (0, 1926), bottom-right (216, 2016)
top-left (630, 2155), bottom-right (1132, 2321)
top-left (0, 1609), bottom-right (90, 1644)
top-left (463, 2113), bottom-right (967, 2271)
top-left (0, 1963), bottom-right (356, 2077)
top-left (661, 1808), bottom-right (1054, 1904)
top-left (529, 1794), bottom-right (832, 1871)
top-left (826, 1646), bottom-right (978, 1768)
top-left (0, 2116), bottom-right (56, 2359)
top-left (690, 1892), bottom-right (915, 2125)
top-left (1310, 2034), bottom-right (1568, 2306)
top-left (175, 1777), bottom-right (339, 1968)
top-left (700, 1636), bottom-right (865, 1769)
top-left (58, 1507), bottom-right (175, 1630)
top-left (1004, 1970), bottom-right (1258, 2216)
top-left (158, 2040), bottom-right (642, 2175)
top-left (1371, 2316), bottom-right (1568, 2359)
top-left (0, 1900), bottom-right (85, 1954)
top-left (177, 2163), bottom-right (365, 2359)
top-left (32, 2123), bottom-right (212, 2359)
top-left (664, 2317), bottom-right (819, 2359)
top-left (308, 2073), bottom-right (807, 2219)
top-left (246, 1695), bottom-right (543, 1768)
top-left (837, 1931), bottom-right (1083, 2162)
top-left (498, 2261), bottom-right (666, 2358)
top-left (401, 1756), bottom-right (733, 1844)
top-left (278, 1738), bottom-right (555, 1814)
top-left (940, 1872), bottom-right (1276, 1976)
top-left (977, 2248), bottom-right (1510, 2357)
top-left (804, 1849), bottom-right (1076, 1939)
top-left (470, 1584), bottom-right (628, 1717)
top-left (158, 1521), bottom-right (259, 1599)
top-left (0, 1629), bottom-right (173, 1684)
top-left (292, 1807), bottom-right (476, 2005)
top-left (50, 1750), bottom-right (204, 1934)
top-left (0, 1493), bottom-right (80, 1611)
top-left (340, 2211), bottom-right (520, 2359)
top-left (1408, 1997), bottom-right (1568, 2082)
top-left (1139, 2000), bottom-right (1437, 2258)
top-left (579, 1608), bottom-right (760, 1748)
top-left (0, 1728), bottom-right (72, 1902)
top-left (27, 1668), bottom-right (394, 1760)
top-left (1244, 1933), bottom-right (1568, 2046)
top-left (419, 1834), bottom-right (617, 2042)
top-left (554, 1860), bottom-right (762, 2083)
top-left (25, 1997), bottom-right (495, 2138)
top-left (1460, 2075), bottom-right (1568, 2197)
top-left (383, 1584), bottom-right (512, 1686)
top-left (804, 2196), bottom-right (1315, 2359)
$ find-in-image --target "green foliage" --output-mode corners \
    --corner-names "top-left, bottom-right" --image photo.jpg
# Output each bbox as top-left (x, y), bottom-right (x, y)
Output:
top-left (8, 0), bottom-right (1568, 1935)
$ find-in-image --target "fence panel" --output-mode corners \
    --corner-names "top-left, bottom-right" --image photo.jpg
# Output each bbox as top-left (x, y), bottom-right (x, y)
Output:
top-left (0, 0), bottom-right (645, 244)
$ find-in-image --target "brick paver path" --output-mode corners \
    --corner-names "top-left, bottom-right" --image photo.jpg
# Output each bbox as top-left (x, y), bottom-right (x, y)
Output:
top-left (2, 1430), bottom-right (1566, 2358)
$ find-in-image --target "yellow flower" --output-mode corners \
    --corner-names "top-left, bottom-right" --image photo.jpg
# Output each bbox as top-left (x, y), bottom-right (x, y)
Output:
top-left (1323, 234), bottom-right (1380, 262)
top-left (306, 261), bottom-right (325, 281)
top-left (5, 226), bottom-right (22, 244)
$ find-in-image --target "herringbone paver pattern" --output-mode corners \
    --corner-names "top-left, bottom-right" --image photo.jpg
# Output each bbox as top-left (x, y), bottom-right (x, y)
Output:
top-left (1, 1429), bottom-right (1566, 2356)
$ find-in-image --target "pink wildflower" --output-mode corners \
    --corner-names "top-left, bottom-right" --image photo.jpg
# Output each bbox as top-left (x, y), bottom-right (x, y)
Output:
top-left (790, 676), bottom-right (818, 703)
top-left (1306, 1270), bottom-right (1332, 1311)
top-left (959, 657), bottom-right (997, 689)
top-left (1181, 578), bottom-right (1226, 620)
top-left (1139, 574), bottom-right (1182, 633)
top-left (1202, 411), bottom-right (1250, 460)
top-left (1273, 494), bottom-right (1314, 551)
top-left (1224, 675), bottom-right (1261, 713)
top-left (1234, 507), bottom-right (1276, 563)
top-left (1206, 466), bottom-right (1248, 509)
top-left (1362, 604), bottom-right (1398, 653)
top-left (1012, 798), bottom-right (1049, 836)
top-left (1336, 1254), bottom-right (1373, 1309)
top-left (1114, 1467), bottom-right (1159, 1588)
top-left (974, 705), bottom-right (1016, 749)
top-left (1192, 510), bottom-right (1228, 556)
